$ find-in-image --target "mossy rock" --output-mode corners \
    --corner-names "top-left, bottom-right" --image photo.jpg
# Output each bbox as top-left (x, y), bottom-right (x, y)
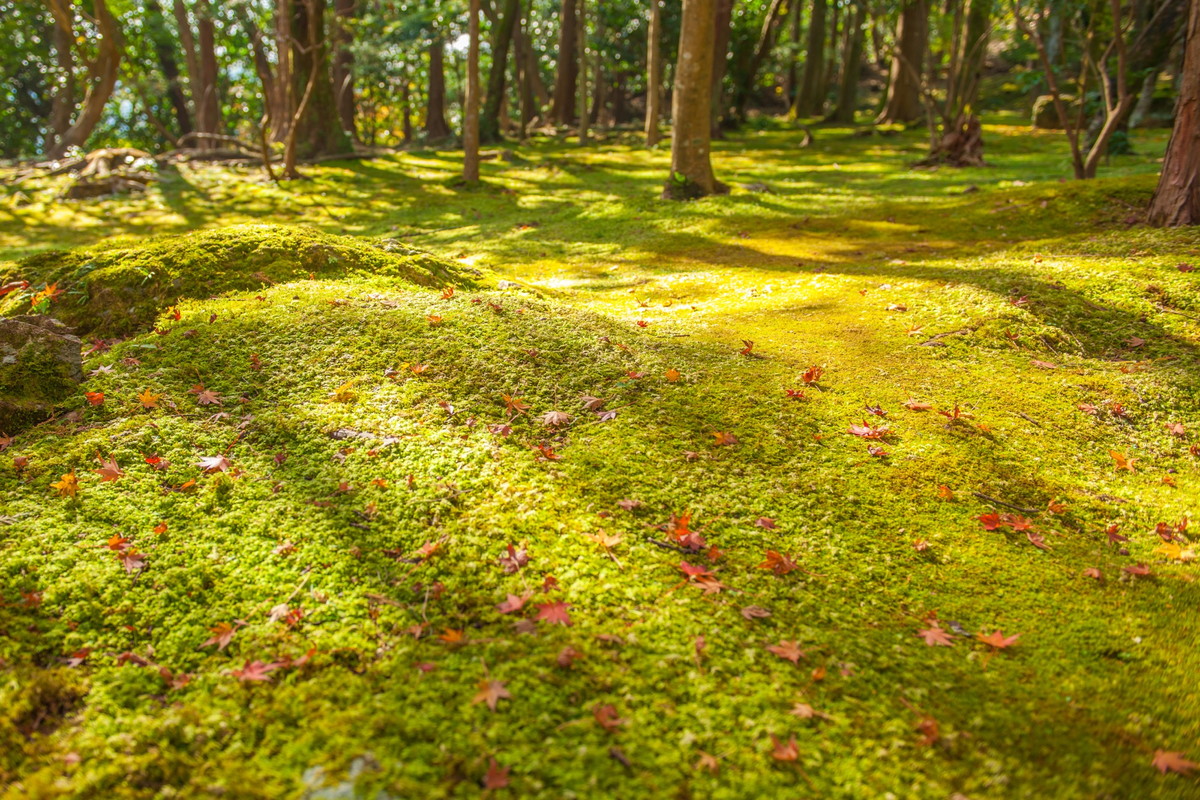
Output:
top-left (0, 316), bottom-right (82, 435)
top-left (0, 224), bottom-right (480, 339)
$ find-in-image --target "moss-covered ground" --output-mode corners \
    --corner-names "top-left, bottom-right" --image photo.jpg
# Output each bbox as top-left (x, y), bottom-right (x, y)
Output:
top-left (1, 118), bottom-right (1198, 798)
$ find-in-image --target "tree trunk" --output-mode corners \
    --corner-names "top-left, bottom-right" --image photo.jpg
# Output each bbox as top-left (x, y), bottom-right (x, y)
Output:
top-left (645, 0), bottom-right (663, 145)
top-left (331, 0), bottom-right (358, 142)
top-left (45, 0), bottom-right (76, 154)
top-left (709, 0), bottom-right (732, 137)
top-left (516, 2), bottom-right (537, 135)
top-left (195, 0), bottom-right (221, 150)
top-left (783, 0), bottom-right (801, 109)
top-left (828, 1), bottom-right (865, 123)
top-left (236, 5), bottom-right (285, 140)
top-left (481, 0), bottom-right (521, 142)
top-left (290, 0), bottom-right (350, 158)
top-left (464, 0), bottom-right (481, 180)
top-left (731, 0), bottom-right (788, 121)
top-left (794, 0), bottom-right (827, 116)
top-left (665, 0), bottom-right (724, 199)
top-left (173, 0), bottom-right (201, 109)
top-left (1148, 0), bottom-right (1200, 224)
top-left (577, 0), bottom-right (589, 143)
top-left (45, 0), bottom-right (122, 159)
top-left (425, 39), bottom-right (452, 140)
top-left (146, 0), bottom-right (193, 136)
top-left (274, 0), bottom-right (293, 143)
top-left (877, 0), bottom-right (927, 124)
top-left (550, 0), bottom-right (578, 124)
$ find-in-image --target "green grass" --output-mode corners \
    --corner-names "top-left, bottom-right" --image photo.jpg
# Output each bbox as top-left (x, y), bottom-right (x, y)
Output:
top-left (1, 118), bottom-right (1199, 799)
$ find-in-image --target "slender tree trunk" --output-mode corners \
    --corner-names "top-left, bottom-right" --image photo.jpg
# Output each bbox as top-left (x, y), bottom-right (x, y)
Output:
top-left (45, 0), bottom-right (76, 154)
top-left (516, 2), bottom-right (536, 135)
top-left (464, 0), bottom-right (481, 180)
top-left (783, 0), bottom-right (801, 109)
top-left (829, 1), bottom-right (866, 123)
top-left (1148, 0), bottom-right (1200, 224)
top-left (45, 0), bottom-right (122, 159)
top-left (551, 0), bottom-right (578, 124)
top-left (273, 0), bottom-right (293, 143)
top-left (195, 0), bottom-right (221, 150)
top-left (145, 0), bottom-right (192, 136)
top-left (236, 5), bottom-right (284, 140)
top-left (825, 0), bottom-right (841, 106)
top-left (331, 0), bottom-right (358, 142)
top-left (589, 9), bottom-right (606, 126)
top-left (425, 39), bottom-right (452, 140)
top-left (709, 0), bottom-right (733, 137)
top-left (794, 0), bottom-right (827, 116)
top-left (731, 0), bottom-right (788, 120)
top-left (877, 0), bottom-right (928, 124)
top-left (173, 0), bottom-right (201, 109)
top-left (401, 70), bottom-right (413, 143)
top-left (290, 0), bottom-right (350, 158)
top-left (577, 0), bottom-right (589, 142)
top-left (645, 0), bottom-right (663, 145)
top-left (519, 1), bottom-right (549, 111)
top-left (481, 0), bottom-right (521, 142)
top-left (665, 0), bottom-right (724, 199)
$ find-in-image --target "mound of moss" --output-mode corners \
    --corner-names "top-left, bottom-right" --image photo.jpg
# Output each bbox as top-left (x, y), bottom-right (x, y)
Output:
top-left (0, 225), bottom-right (480, 338)
top-left (1, 266), bottom-right (1198, 798)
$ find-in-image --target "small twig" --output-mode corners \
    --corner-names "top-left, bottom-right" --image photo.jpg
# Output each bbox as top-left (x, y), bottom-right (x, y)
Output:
top-left (1157, 306), bottom-right (1200, 323)
top-left (973, 492), bottom-right (1039, 515)
top-left (1013, 411), bottom-right (1043, 427)
top-left (645, 537), bottom-right (690, 554)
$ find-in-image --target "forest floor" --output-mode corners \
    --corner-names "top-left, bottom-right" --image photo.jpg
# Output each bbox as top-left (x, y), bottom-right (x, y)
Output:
top-left (1, 118), bottom-right (1199, 799)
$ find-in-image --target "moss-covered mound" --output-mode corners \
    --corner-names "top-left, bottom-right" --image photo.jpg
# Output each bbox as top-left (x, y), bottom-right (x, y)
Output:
top-left (1, 260), bottom-right (1198, 798)
top-left (0, 225), bottom-right (479, 338)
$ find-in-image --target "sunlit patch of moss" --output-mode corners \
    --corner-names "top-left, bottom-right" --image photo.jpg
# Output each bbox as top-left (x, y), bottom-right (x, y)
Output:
top-left (0, 224), bottom-right (480, 338)
top-left (1, 124), bottom-right (1198, 799)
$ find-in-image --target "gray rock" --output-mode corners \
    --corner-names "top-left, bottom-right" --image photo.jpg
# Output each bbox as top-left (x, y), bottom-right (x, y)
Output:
top-left (0, 316), bottom-right (82, 434)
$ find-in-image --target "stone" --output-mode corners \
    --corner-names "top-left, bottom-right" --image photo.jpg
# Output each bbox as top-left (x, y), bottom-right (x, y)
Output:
top-left (0, 316), bottom-right (82, 434)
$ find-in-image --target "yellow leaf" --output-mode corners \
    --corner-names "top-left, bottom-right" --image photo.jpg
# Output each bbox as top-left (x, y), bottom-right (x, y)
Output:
top-left (51, 471), bottom-right (79, 497)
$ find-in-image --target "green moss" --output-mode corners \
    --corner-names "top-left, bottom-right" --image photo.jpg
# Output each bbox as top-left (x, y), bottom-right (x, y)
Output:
top-left (0, 224), bottom-right (482, 338)
top-left (0, 125), bottom-right (1198, 799)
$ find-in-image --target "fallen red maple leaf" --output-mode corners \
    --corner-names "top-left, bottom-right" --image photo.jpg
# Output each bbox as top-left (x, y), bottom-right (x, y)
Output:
top-left (767, 640), bottom-right (806, 664)
top-left (535, 601), bottom-right (572, 626)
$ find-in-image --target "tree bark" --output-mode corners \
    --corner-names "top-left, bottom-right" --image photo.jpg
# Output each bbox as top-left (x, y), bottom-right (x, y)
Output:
top-left (1148, 0), bottom-right (1200, 225)
top-left (425, 39), bottom-right (452, 140)
top-left (146, 0), bottom-right (193, 136)
top-left (464, 0), bottom-right (481, 180)
top-left (274, 0), bottom-right (293, 142)
top-left (783, 0), bottom-right (801, 109)
top-left (550, 0), bottom-right (578, 124)
top-left (45, 0), bottom-right (76, 154)
top-left (665, 0), bottom-right (724, 199)
top-left (645, 0), bottom-right (663, 146)
top-left (235, 5), bottom-right (285, 141)
top-left (828, 1), bottom-right (866, 123)
top-left (515, 2), bottom-right (537, 135)
top-left (289, 0), bottom-right (350, 158)
top-left (45, 0), bottom-right (122, 159)
top-left (877, 0), bottom-right (928, 124)
top-left (195, 0), bottom-right (221, 150)
top-left (331, 0), bottom-right (358, 141)
top-left (577, 0), bottom-right (589, 142)
top-left (709, 0), bottom-right (733, 137)
top-left (793, 0), bottom-right (827, 116)
top-left (481, 0), bottom-right (521, 142)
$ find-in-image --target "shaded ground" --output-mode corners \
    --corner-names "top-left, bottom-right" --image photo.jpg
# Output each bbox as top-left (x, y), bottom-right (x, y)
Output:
top-left (1, 119), bottom-right (1198, 799)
